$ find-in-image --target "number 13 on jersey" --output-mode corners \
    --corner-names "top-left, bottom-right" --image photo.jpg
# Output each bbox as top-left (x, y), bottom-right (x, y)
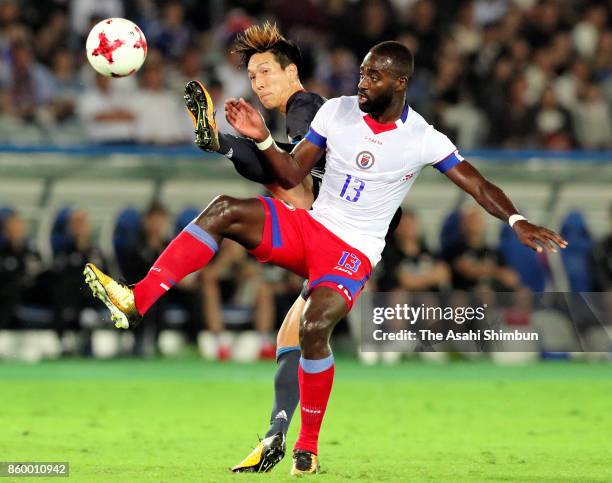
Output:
top-left (339, 174), bottom-right (365, 202)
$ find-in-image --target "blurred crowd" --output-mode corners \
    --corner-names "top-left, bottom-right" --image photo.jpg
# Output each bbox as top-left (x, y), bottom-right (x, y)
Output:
top-left (1, 200), bottom-right (610, 358)
top-left (0, 0), bottom-right (610, 148)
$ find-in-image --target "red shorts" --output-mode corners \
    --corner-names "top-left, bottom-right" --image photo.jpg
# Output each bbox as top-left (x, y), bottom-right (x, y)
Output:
top-left (249, 196), bottom-right (372, 311)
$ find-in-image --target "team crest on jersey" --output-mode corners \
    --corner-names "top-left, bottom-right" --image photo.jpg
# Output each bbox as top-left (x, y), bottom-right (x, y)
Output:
top-left (281, 200), bottom-right (296, 210)
top-left (356, 151), bottom-right (375, 169)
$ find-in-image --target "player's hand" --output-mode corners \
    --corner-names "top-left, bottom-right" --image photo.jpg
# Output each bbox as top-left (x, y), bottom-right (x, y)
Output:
top-left (513, 221), bottom-right (568, 253)
top-left (225, 98), bottom-right (269, 142)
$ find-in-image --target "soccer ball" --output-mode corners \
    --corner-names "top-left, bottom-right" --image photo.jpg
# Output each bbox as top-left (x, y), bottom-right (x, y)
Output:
top-left (86, 18), bottom-right (147, 78)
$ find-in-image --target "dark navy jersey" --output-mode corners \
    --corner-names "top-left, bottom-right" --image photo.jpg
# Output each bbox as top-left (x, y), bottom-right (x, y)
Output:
top-left (284, 90), bottom-right (327, 195)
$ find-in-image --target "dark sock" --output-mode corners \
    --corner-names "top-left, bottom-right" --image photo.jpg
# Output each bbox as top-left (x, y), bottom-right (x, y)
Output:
top-left (265, 349), bottom-right (300, 438)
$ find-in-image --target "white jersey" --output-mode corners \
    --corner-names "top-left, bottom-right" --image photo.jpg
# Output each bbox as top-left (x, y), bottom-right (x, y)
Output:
top-left (304, 96), bottom-right (463, 267)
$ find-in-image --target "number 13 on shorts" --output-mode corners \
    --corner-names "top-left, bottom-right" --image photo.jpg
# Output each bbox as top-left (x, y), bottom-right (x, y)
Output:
top-left (338, 251), bottom-right (361, 272)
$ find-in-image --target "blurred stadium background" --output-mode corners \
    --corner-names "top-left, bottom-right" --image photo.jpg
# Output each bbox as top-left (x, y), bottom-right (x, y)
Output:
top-left (0, 1), bottom-right (611, 481)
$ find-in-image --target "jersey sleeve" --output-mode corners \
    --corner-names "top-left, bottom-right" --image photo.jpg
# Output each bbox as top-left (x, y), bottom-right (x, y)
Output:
top-left (304, 98), bottom-right (339, 150)
top-left (421, 126), bottom-right (464, 173)
top-left (286, 93), bottom-right (325, 143)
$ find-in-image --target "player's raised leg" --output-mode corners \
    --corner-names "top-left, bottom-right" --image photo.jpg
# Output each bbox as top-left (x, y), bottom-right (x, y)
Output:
top-left (84, 196), bottom-right (265, 328)
top-left (291, 287), bottom-right (348, 475)
top-left (231, 295), bottom-right (303, 473)
top-left (184, 80), bottom-right (220, 152)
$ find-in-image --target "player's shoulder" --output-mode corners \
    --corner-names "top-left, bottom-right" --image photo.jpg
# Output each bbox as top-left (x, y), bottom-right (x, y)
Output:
top-left (405, 106), bottom-right (448, 141)
top-left (287, 91), bottom-right (326, 115)
top-left (405, 106), bottom-right (432, 134)
top-left (291, 91), bottom-right (326, 108)
top-left (319, 95), bottom-right (360, 120)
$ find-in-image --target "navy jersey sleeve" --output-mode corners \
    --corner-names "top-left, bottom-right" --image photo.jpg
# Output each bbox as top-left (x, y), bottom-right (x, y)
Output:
top-left (217, 133), bottom-right (275, 184)
top-left (286, 92), bottom-right (326, 143)
top-left (215, 91), bottom-right (325, 186)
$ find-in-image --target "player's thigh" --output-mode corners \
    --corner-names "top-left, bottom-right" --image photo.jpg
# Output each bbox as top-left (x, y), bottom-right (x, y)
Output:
top-left (196, 195), bottom-right (265, 250)
top-left (277, 295), bottom-right (305, 348)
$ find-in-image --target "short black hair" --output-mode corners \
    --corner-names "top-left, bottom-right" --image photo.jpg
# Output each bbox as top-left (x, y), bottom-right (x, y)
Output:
top-left (369, 41), bottom-right (414, 78)
top-left (233, 21), bottom-right (301, 72)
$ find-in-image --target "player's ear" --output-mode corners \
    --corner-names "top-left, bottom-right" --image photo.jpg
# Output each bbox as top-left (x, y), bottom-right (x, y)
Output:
top-left (287, 63), bottom-right (298, 79)
top-left (396, 75), bottom-right (408, 92)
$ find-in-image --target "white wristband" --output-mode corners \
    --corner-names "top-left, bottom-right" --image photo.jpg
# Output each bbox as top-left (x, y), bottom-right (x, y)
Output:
top-left (509, 214), bottom-right (527, 228)
top-left (255, 134), bottom-right (274, 151)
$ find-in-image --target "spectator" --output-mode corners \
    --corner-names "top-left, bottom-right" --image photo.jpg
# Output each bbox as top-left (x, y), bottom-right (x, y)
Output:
top-left (488, 74), bottom-right (537, 147)
top-left (167, 45), bottom-right (207, 94)
top-left (378, 210), bottom-right (450, 292)
top-left (33, 8), bottom-right (70, 64)
top-left (573, 82), bottom-right (612, 150)
top-left (201, 239), bottom-right (277, 360)
top-left (346, 0), bottom-right (399, 61)
top-left (0, 212), bottom-right (43, 328)
top-left (50, 210), bottom-right (107, 332)
top-left (316, 46), bottom-right (359, 98)
top-left (404, 0), bottom-right (439, 73)
top-left (572, 4), bottom-right (607, 60)
top-left (49, 48), bottom-right (82, 124)
top-left (554, 58), bottom-right (591, 111)
top-left (77, 75), bottom-right (137, 144)
top-left (214, 37), bottom-right (252, 101)
top-left (533, 85), bottom-right (574, 150)
top-left (132, 52), bottom-right (192, 144)
top-left (524, 47), bottom-right (556, 106)
top-left (118, 202), bottom-right (187, 356)
top-left (0, 40), bottom-right (55, 123)
top-left (151, 0), bottom-right (193, 61)
top-left (70, 0), bottom-right (124, 37)
top-left (444, 206), bottom-right (521, 291)
top-left (521, 1), bottom-right (565, 50)
top-left (592, 204), bottom-right (612, 291)
top-left (452, 1), bottom-right (482, 56)
top-left (474, 0), bottom-right (508, 26)
top-left (593, 30), bottom-right (612, 80)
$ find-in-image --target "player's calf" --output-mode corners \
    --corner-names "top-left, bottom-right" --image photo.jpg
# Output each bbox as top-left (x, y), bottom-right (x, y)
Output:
top-left (292, 288), bottom-right (345, 467)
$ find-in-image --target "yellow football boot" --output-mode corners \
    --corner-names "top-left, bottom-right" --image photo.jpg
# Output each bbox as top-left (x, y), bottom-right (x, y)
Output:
top-left (83, 263), bottom-right (141, 329)
top-left (184, 80), bottom-right (220, 152)
top-left (231, 432), bottom-right (286, 473)
top-left (290, 450), bottom-right (319, 476)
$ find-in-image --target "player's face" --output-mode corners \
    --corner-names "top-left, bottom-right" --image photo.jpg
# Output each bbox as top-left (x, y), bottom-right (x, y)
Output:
top-left (247, 52), bottom-right (294, 110)
top-left (357, 53), bottom-right (397, 114)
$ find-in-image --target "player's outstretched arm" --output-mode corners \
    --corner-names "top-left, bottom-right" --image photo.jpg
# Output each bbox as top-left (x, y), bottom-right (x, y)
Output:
top-left (444, 161), bottom-right (568, 253)
top-left (225, 98), bottom-right (323, 189)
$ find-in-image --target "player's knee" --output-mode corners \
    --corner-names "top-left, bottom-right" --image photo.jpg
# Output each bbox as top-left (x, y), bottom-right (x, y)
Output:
top-left (299, 316), bottom-right (332, 353)
top-left (195, 194), bottom-right (239, 228)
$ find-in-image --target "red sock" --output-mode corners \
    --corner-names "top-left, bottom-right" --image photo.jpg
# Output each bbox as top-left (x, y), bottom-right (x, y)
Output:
top-left (133, 224), bottom-right (218, 315)
top-left (295, 356), bottom-right (335, 455)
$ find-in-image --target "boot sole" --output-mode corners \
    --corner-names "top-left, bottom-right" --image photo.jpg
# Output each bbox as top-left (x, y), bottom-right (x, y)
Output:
top-left (83, 266), bottom-right (130, 329)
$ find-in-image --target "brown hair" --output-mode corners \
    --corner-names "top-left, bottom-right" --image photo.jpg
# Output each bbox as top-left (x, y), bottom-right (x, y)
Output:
top-left (233, 21), bottom-right (301, 71)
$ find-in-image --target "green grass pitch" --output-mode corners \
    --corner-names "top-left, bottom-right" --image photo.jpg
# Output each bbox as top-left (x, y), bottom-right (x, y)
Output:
top-left (1, 358), bottom-right (611, 482)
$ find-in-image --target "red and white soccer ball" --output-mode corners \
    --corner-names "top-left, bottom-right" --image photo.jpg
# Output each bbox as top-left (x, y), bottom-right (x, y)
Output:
top-left (86, 18), bottom-right (147, 78)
